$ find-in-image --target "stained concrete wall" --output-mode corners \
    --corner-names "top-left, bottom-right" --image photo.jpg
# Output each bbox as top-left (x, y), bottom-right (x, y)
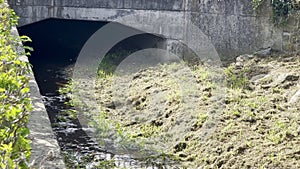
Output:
top-left (282, 12), bottom-right (300, 53)
top-left (188, 0), bottom-right (282, 60)
top-left (8, 0), bottom-right (284, 61)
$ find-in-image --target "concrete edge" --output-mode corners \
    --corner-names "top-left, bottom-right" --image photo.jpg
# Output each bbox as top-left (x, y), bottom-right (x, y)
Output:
top-left (10, 16), bottom-right (66, 169)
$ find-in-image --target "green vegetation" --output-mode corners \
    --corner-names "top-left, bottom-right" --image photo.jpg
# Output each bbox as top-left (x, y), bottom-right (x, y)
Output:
top-left (252, 0), bottom-right (300, 25)
top-left (196, 113), bottom-right (208, 128)
top-left (188, 55), bottom-right (300, 168)
top-left (225, 65), bottom-right (249, 89)
top-left (60, 51), bottom-right (300, 168)
top-left (252, 0), bottom-right (265, 10)
top-left (62, 149), bottom-right (116, 169)
top-left (0, 1), bottom-right (32, 168)
top-left (98, 51), bottom-right (131, 78)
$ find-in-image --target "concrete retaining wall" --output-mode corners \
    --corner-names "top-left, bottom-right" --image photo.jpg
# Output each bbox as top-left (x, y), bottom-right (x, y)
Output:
top-left (11, 26), bottom-right (65, 169)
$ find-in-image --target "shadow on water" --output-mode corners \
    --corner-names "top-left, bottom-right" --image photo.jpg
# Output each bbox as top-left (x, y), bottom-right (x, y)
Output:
top-left (18, 18), bottom-right (177, 168)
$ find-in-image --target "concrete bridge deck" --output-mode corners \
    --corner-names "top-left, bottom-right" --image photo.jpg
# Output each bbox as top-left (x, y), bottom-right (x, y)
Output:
top-left (8, 0), bottom-right (284, 60)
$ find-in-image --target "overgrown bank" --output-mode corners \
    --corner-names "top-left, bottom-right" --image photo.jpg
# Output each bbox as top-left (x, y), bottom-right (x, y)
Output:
top-left (63, 52), bottom-right (300, 168)
top-left (0, 1), bottom-right (32, 168)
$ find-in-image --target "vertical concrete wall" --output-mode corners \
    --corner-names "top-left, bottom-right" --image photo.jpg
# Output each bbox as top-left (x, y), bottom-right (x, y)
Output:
top-left (187, 0), bottom-right (282, 60)
top-left (11, 24), bottom-right (65, 169)
top-left (282, 12), bottom-right (300, 53)
top-left (8, 0), bottom-right (286, 60)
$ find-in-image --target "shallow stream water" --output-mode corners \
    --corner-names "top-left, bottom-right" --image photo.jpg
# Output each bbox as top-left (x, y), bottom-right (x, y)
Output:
top-left (37, 63), bottom-right (173, 168)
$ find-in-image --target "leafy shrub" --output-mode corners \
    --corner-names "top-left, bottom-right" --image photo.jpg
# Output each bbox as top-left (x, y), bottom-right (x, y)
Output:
top-left (0, 1), bottom-right (32, 168)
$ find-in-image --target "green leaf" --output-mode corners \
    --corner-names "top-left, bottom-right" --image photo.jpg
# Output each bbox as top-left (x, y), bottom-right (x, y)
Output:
top-left (0, 2), bottom-right (32, 168)
top-left (0, 88), bottom-right (5, 92)
top-left (20, 35), bottom-right (32, 43)
top-left (14, 60), bottom-right (21, 65)
top-left (20, 87), bottom-right (30, 94)
top-left (23, 46), bottom-right (34, 52)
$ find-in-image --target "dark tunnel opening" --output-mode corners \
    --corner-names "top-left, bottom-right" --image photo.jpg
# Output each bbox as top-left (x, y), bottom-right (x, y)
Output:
top-left (17, 18), bottom-right (171, 168)
top-left (18, 18), bottom-right (166, 95)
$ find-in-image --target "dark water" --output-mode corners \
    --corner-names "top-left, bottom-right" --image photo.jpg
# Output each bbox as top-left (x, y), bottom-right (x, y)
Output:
top-left (18, 18), bottom-right (175, 168)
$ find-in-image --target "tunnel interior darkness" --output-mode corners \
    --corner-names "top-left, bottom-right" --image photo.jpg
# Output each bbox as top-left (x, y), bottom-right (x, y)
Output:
top-left (16, 19), bottom-right (169, 166)
top-left (18, 18), bottom-right (166, 95)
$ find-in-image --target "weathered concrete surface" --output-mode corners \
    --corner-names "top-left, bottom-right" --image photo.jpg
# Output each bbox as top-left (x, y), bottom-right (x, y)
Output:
top-left (11, 26), bottom-right (66, 169)
top-left (7, 0), bottom-right (284, 60)
top-left (282, 12), bottom-right (300, 53)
